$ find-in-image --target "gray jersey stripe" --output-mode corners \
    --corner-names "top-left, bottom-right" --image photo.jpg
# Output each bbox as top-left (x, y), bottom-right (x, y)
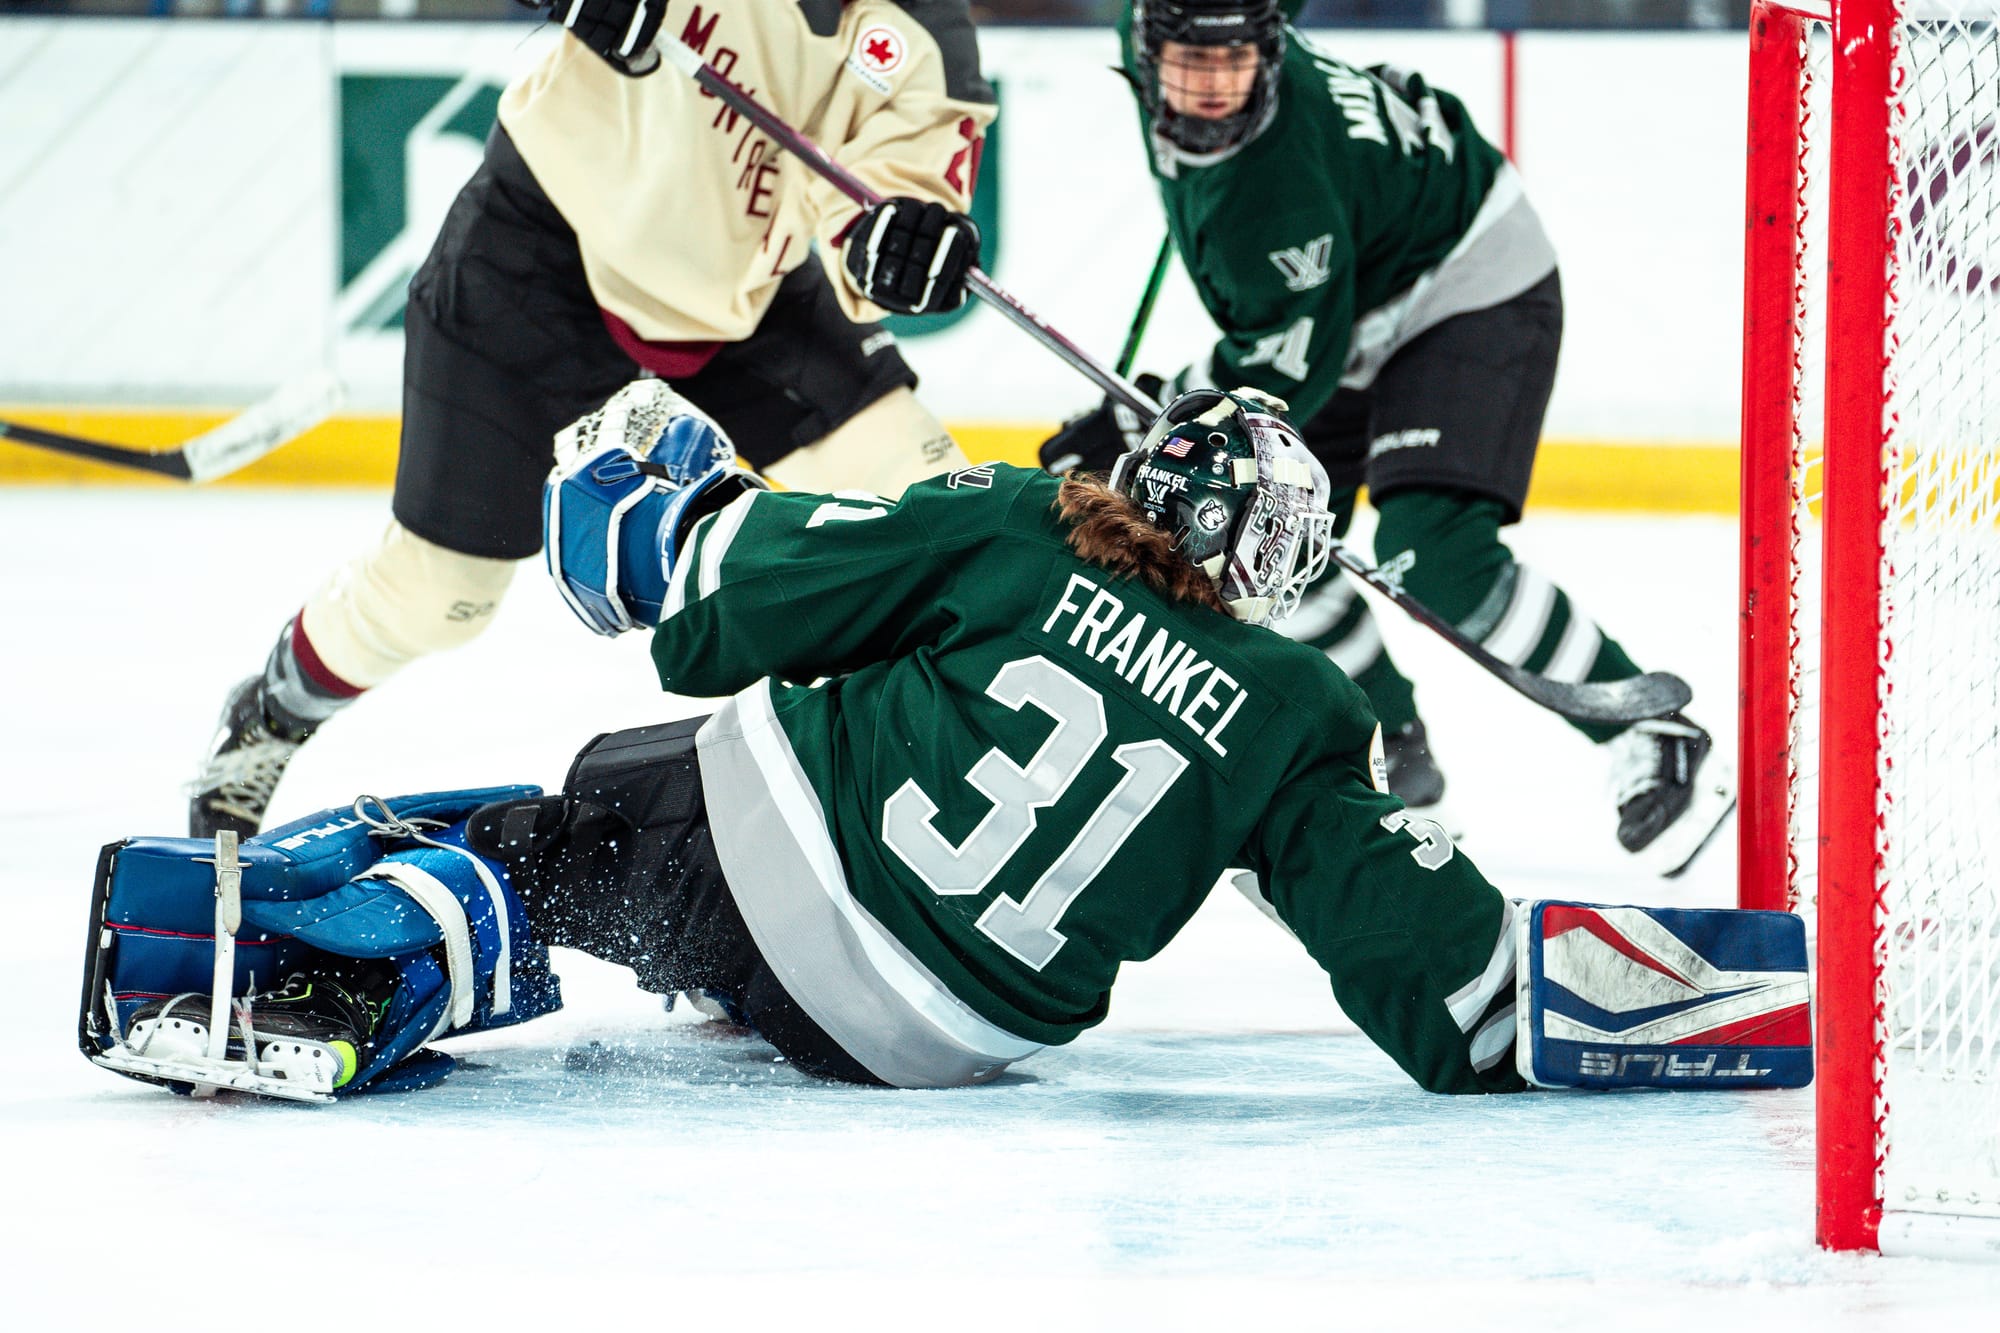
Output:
top-left (699, 683), bottom-right (1042, 1084)
top-left (1470, 1002), bottom-right (1517, 1072)
top-left (695, 488), bottom-right (760, 602)
top-left (1445, 899), bottom-right (1518, 1032)
top-left (663, 490), bottom-right (758, 620)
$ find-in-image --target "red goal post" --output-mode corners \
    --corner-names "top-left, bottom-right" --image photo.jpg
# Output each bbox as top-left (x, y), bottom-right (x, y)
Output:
top-left (1740, 0), bottom-right (2000, 1258)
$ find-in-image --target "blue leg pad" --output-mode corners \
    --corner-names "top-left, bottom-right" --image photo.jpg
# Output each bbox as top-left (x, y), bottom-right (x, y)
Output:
top-left (79, 788), bottom-right (564, 1100)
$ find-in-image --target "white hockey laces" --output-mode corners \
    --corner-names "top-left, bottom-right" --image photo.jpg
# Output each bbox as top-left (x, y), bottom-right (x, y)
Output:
top-left (192, 733), bottom-right (304, 822)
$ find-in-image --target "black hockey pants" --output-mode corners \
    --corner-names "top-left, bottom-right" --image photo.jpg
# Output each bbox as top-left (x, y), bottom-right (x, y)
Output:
top-left (466, 717), bottom-right (885, 1086)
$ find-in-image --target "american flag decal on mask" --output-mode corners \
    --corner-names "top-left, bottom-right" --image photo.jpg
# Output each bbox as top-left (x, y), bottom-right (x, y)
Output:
top-left (1518, 902), bottom-right (1813, 1089)
top-left (1160, 435), bottom-right (1196, 459)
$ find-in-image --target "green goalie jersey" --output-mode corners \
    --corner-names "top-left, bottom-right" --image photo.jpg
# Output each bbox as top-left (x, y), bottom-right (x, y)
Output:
top-left (1118, 16), bottom-right (1557, 423)
top-left (649, 465), bottom-right (1523, 1095)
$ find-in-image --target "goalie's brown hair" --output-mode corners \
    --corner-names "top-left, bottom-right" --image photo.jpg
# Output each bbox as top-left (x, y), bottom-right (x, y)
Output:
top-left (1054, 475), bottom-right (1226, 615)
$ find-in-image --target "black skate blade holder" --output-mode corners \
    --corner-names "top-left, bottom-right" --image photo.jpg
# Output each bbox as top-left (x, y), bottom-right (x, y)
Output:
top-left (89, 832), bottom-right (338, 1105)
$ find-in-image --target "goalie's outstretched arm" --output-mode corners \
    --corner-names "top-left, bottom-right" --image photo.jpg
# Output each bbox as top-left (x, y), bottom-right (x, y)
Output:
top-left (1250, 754), bottom-right (1811, 1095)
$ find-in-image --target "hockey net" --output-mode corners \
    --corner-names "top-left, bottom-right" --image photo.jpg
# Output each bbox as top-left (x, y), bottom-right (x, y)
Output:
top-left (1742, 0), bottom-right (2000, 1257)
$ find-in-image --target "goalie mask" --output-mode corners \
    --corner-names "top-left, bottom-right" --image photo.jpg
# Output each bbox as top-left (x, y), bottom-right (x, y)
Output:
top-left (1111, 387), bottom-right (1334, 626)
top-left (1134, 0), bottom-right (1287, 157)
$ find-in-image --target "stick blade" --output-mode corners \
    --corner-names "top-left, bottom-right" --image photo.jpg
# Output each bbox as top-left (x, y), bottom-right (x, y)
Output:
top-left (1501, 668), bottom-right (1694, 725)
top-left (181, 371), bottom-right (346, 483)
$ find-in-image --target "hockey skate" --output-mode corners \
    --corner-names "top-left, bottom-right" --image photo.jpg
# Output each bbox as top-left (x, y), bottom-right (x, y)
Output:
top-left (87, 826), bottom-right (396, 1104)
top-left (1381, 717), bottom-right (1464, 840)
top-left (122, 964), bottom-right (395, 1100)
top-left (188, 676), bottom-right (312, 839)
top-left (1606, 712), bottom-right (1736, 878)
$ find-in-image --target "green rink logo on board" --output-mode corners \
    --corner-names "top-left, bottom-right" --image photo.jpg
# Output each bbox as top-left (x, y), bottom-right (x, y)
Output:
top-left (337, 74), bottom-right (1001, 340)
top-left (339, 74), bottom-right (504, 336)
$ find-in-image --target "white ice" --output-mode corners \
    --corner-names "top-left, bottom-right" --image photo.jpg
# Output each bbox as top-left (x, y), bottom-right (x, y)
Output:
top-left (3, 488), bottom-right (1995, 1331)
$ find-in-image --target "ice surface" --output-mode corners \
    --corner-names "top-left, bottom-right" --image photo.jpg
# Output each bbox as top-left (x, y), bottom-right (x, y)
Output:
top-left (3, 488), bottom-right (1997, 1329)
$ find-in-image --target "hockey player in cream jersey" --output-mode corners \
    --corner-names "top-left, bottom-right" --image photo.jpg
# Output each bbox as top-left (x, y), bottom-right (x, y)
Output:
top-left (187, 0), bottom-right (996, 841)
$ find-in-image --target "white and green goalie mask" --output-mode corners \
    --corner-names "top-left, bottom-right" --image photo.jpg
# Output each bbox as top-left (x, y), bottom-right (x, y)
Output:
top-left (1110, 387), bottom-right (1334, 625)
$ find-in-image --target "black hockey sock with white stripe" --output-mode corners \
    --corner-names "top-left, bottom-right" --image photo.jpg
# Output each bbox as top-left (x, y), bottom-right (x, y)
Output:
top-left (1374, 490), bottom-right (1644, 744)
top-left (1450, 560), bottom-right (1643, 744)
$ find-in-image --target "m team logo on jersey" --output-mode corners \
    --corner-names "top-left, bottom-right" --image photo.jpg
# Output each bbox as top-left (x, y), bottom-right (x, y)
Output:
top-left (848, 25), bottom-right (907, 93)
top-left (1269, 235), bottom-right (1334, 292)
top-left (1520, 903), bottom-right (1813, 1089)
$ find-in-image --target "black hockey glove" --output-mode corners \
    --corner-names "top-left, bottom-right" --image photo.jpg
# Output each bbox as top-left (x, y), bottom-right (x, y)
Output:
top-left (842, 197), bottom-right (982, 316)
top-left (1037, 374), bottom-right (1165, 476)
top-left (525, 0), bottom-right (663, 77)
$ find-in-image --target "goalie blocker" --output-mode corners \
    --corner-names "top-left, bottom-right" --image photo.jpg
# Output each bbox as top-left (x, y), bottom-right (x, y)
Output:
top-left (1514, 901), bottom-right (1810, 1089)
top-left (79, 792), bottom-right (1809, 1101)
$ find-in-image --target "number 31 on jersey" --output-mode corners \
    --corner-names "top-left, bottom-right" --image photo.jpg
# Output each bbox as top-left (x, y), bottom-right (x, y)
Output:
top-left (881, 655), bottom-right (1188, 972)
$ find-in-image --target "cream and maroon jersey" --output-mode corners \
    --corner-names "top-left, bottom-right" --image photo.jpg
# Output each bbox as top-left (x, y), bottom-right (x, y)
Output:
top-left (499, 0), bottom-right (995, 344)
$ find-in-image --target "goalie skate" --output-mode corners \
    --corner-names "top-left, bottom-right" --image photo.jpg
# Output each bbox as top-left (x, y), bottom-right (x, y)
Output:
top-left (100, 966), bottom-right (394, 1106)
top-left (87, 830), bottom-right (383, 1105)
top-left (113, 989), bottom-right (348, 1103)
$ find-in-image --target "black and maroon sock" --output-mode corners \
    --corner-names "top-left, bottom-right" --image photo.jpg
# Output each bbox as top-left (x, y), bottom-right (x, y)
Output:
top-left (259, 613), bottom-right (364, 740)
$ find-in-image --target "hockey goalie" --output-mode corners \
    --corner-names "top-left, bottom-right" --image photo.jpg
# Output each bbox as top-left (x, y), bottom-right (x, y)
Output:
top-left (80, 384), bottom-right (1810, 1101)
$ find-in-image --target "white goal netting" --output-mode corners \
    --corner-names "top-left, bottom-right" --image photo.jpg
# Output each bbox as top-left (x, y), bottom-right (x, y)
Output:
top-left (1780, 1), bottom-right (2000, 1246)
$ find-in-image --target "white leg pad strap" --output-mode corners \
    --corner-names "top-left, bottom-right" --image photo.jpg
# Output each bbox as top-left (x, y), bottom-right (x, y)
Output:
top-left (358, 863), bottom-right (477, 1037)
top-left (433, 844), bottom-right (512, 1018)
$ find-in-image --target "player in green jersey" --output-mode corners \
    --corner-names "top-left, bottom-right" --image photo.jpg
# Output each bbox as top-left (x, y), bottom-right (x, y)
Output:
top-left (1038, 0), bottom-right (1732, 877)
top-left (83, 382), bottom-right (1808, 1104)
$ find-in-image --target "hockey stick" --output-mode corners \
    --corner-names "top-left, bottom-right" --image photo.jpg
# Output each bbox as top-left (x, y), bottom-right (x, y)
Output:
top-left (654, 40), bottom-right (1688, 726)
top-left (0, 371), bottom-right (345, 484)
top-left (655, 38), bottom-right (1155, 413)
top-left (1117, 233), bottom-right (1174, 377)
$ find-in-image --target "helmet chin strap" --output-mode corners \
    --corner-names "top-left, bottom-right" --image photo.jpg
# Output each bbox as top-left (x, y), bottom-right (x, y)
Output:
top-left (1201, 553), bottom-right (1275, 625)
top-left (1225, 595), bottom-right (1277, 625)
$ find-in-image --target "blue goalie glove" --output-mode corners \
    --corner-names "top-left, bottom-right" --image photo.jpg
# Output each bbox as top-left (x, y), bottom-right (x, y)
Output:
top-left (78, 791), bottom-right (565, 1103)
top-left (543, 379), bottom-right (769, 635)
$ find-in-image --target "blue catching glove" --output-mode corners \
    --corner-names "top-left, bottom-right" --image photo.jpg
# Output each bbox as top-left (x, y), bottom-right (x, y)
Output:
top-left (543, 380), bottom-right (767, 635)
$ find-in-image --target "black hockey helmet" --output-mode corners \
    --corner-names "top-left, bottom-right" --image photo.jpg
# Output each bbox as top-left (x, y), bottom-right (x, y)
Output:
top-left (1134, 0), bottom-right (1287, 156)
top-left (1111, 387), bottom-right (1333, 625)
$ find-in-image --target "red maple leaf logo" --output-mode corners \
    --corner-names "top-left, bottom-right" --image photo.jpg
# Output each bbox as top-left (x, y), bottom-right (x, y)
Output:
top-left (865, 35), bottom-right (895, 66)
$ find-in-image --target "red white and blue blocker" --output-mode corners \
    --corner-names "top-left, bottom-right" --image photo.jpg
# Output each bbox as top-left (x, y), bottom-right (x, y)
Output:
top-left (1517, 902), bottom-right (1812, 1090)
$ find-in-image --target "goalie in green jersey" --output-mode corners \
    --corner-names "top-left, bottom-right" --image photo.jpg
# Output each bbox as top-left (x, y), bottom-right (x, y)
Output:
top-left (82, 381), bottom-right (1809, 1103)
top-left (1038, 1), bottom-right (1733, 878)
